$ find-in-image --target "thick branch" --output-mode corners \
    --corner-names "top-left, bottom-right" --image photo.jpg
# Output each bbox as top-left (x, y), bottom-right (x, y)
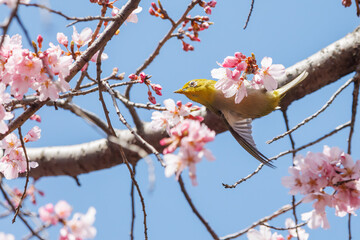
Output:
top-left (26, 25), bottom-right (360, 178)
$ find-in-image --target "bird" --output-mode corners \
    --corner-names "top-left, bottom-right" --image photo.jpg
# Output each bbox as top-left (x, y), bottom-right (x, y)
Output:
top-left (174, 71), bottom-right (308, 167)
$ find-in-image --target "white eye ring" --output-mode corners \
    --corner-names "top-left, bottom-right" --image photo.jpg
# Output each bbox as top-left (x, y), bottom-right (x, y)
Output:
top-left (189, 81), bottom-right (197, 87)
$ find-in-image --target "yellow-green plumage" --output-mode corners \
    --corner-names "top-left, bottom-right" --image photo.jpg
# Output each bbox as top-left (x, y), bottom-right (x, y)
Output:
top-left (175, 71), bottom-right (308, 167)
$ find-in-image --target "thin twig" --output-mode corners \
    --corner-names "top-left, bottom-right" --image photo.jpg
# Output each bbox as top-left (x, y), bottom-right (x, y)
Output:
top-left (49, 100), bottom-right (112, 136)
top-left (0, 183), bottom-right (44, 240)
top-left (222, 121), bottom-right (351, 188)
top-left (12, 127), bottom-right (30, 223)
top-left (346, 73), bottom-right (359, 240)
top-left (268, 77), bottom-right (354, 144)
top-left (21, 3), bottom-right (114, 23)
top-left (178, 176), bottom-right (219, 240)
top-left (220, 201), bottom-right (302, 240)
top-left (60, 81), bottom-right (141, 99)
top-left (243, 0), bottom-right (255, 29)
top-left (102, 80), bottom-right (165, 166)
top-left (124, 0), bottom-right (201, 132)
top-left (114, 90), bottom-right (166, 111)
top-left (130, 164), bottom-right (136, 240)
top-left (96, 46), bottom-right (116, 136)
top-left (282, 110), bottom-right (300, 240)
top-left (0, 0), bottom-right (20, 49)
top-left (347, 73), bottom-right (359, 154)
top-left (120, 147), bottom-right (148, 240)
top-left (259, 221), bottom-right (307, 231)
top-left (23, 223), bottom-right (51, 240)
top-left (348, 214), bottom-right (352, 240)
top-left (126, 0), bottom-right (201, 97)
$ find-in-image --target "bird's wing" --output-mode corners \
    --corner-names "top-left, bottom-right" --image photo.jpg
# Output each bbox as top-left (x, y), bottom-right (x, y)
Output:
top-left (221, 110), bottom-right (275, 168)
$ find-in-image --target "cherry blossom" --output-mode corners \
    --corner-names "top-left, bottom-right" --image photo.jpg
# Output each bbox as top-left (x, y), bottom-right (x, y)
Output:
top-left (285, 218), bottom-right (309, 240)
top-left (54, 200), bottom-right (73, 219)
top-left (0, 232), bottom-right (15, 240)
top-left (39, 203), bottom-right (59, 225)
top-left (283, 146), bottom-right (360, 229)
top-left (24, 126), bottom-right (41, 143)
top-left (162, 119), bottom-right (215, 185)
top-left (67, 207), bottom-right (97, 239)
top-left (72, 26), bottom-right (92, 48)
top-left (247, 225), bottom-right (284, 240)
top-left (253, 57), bottom-right (285, 91)
top-left (212, 67), bottom-right (248, 104)
top-left (57, 32), bottom-right (69, 47)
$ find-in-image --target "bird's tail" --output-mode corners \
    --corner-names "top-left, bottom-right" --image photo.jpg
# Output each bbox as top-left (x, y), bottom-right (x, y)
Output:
top-left (276, 71), bottom-right (308, 98)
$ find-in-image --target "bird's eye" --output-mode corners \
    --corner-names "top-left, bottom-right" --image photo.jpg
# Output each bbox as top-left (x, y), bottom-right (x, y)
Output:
top-left (189, 81), bottom-right (197, 87)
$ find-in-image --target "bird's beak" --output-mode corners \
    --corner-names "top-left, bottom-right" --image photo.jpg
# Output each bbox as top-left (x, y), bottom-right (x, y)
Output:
top-left (174, 88), bottom-right (183, 94)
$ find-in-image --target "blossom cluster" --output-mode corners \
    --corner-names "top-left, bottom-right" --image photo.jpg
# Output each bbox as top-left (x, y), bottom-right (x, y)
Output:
top-left (149, 1), bottom-right (215, 52)
top-left (282, 146), bottom-right (360, 229)
top-left (0, 127), bottom-right (41, 179)
top-left (199, 0), bottom-right (217, 15)
top-left (9, 184), bottom-right (44, 206)
top-left (128, 72), bottom-right (162, 104)
top-left (1, 34), bottom-right (72, 102)
top-left (178, 14), bottom-right (214, 52)
top-left (39, 200), bottom-right (96, 240)
top-left (212, 53), bottom-right (286, 104)
top-left (247, 218), bottom-right (309, 240)
top-left (151, 99), bottom-right (215, 185)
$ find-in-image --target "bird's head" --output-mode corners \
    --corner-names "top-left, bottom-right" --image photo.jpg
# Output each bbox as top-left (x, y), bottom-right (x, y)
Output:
top-left (174, 79), bottom-right (216, 107)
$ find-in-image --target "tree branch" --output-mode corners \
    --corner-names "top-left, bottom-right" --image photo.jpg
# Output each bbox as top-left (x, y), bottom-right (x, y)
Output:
top-left (20, 25), bottom-right (360, 178)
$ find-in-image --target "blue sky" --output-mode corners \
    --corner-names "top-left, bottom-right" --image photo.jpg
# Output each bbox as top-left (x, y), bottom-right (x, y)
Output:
top-left (1, 0), bottom-right (360, 239)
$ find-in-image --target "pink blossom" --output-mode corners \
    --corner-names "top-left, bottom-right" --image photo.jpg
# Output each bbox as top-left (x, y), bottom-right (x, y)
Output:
top-left (281, 167), bottom-right (307, 195)
top-left (301, 210), bottom-right (330, 229)
top-left (0, 149), bottom-right (38, 179)
top-left (0, 232), bottom-right (15, 240)
top-left (72, 26), bottom-right (92, 48)
top-left (139, 72), bottom-right (146, 83)
top-left (283, 145), bottom-right (360, 229)
top-left (148, 91), bottom-right (156, 104)
top-left (150, 83), bottom-right (162, 96)
top-left (204, 6), bottom-right (212, 14)
top-left (1, 133), bottom-right (21, 155)
top-left (59, 227), bottom-right (78, 240)
top-left (221, 52), bottom-right (246, 70)
top-left (128, 73), bottom-right (137, 80)
top-left (212, 67), bottom-right (248, 104)
top-left (24, 126), bottom-right (41, 142)
top-left (67, 207), bottom-right (97, 239)
top-left (39, 203), bottom-right (59, 225)
top-left (30, 114), bottom-right (41, 122)
top-left (285, 218), bottom-right (309, 240)
top-left (207, 0), bottom-right (217, 8)
top-left (303, 192), bottom-right (332, 213)
top-left (162, 119), bottom-right (215, 185)
top-left (247, 225), bottom-right (284, 240)
top-left (164, 148), bottom-right (203, 186)
top-left (57, 32), bottom-right (68, 47)
top-left (255, 57), bottom-right (285, 91)
top-left (181, 40), bottom-right (194, 52)
top-left (55, 200), bottom-right (73, 219)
